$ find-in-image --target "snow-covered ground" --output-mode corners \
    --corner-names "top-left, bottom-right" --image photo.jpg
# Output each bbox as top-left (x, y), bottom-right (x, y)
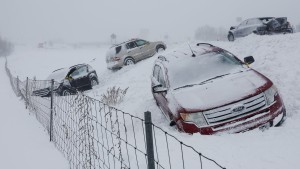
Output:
top-left (0, 59), bottom-right (68, 169)
top-left (5, 33), bottom-right (300, 169)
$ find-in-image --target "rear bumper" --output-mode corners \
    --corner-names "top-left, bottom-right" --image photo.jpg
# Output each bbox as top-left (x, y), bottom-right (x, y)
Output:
top-left (178, 95), bottom-right (285, 135)
top-left (107, 61), bottom-right (123, 70)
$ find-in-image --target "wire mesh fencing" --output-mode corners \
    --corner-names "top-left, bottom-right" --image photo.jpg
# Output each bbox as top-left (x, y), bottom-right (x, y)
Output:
top-left (5, 58), bottom-right (226, 169)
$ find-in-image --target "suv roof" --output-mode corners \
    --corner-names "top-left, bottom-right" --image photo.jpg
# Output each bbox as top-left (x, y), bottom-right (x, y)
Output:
top-left (52, 64), bottom-right (88, 73)
top-left (110, 38), bottom-right (139, 48)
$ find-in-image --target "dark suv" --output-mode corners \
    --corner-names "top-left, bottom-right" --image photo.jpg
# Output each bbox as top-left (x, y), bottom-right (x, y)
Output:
top-left (33, 64), bottom-right (98, 96)
top-left (151, 43), bottom-right (286, 135)
top-left (228, 17), bottom-right (293, 41)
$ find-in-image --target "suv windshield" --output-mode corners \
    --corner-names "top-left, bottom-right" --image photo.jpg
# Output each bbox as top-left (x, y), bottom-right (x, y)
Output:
top-left (168, 51), bottom-right (244, 90)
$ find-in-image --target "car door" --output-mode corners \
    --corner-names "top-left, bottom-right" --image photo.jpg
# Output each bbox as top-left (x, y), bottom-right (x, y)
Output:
top-left (135, 39), bottom-right (153, 59)
top-left (126, 41), bottom-right (143, 61)
top-left (244, 19), bottom-right (263, 36)
top-left (70, 66), bottom-right (90, 89)
top-left (76, 66), bottom-right (90, 89)
top-left (68, 68), bottom-right (79, 88)
top-left (152, 65), bottom-right (173, 120)
top-left (235, 20), bottom-right (248, 37)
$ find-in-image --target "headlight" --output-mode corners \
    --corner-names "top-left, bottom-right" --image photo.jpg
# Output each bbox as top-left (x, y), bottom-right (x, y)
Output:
top-left (264, 85), bottom-right (278, 105)
top-left (180, 112), bottom-right (208, 127)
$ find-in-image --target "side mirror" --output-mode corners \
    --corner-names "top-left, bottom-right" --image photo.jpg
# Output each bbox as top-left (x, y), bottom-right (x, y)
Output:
top-left (244, 56), bottom-right (255, 65)
top-left (152, 84), bottom-right (167, 93)
top-left (230, 26), bottom-right (236, 30)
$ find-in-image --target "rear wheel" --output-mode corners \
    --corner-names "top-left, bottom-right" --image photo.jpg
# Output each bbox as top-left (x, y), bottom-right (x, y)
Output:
top-left (228, 33), bottom-right (235, 42)
top-left (61, 89), bottom-right (71, 96)
top-left (124, 58), bottom-right (135, 66)
top-left (156, 45), bottom-right (165, 53)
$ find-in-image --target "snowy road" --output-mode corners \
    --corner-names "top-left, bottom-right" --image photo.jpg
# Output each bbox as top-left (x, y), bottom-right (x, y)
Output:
top-left (4, 33), bottom-right (300, 169)
top-left (0, 58), bottom-right (68, 169)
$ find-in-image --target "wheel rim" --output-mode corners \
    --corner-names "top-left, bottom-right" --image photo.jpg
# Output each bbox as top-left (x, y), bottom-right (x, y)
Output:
top-left (91, 79), bottom-right (97, 87)
top-left (62, 90), bottom-right (70, 96)
top-left (126, 59), bottom-right (134, 65)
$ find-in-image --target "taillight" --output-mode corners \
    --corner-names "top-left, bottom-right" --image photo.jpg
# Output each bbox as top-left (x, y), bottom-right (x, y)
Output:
top-left (113, 57), bottom-right (121, 61)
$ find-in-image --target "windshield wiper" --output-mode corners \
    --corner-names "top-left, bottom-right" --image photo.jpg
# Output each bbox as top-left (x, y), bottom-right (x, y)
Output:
top-left (174, 73), bottom-right (231, 91)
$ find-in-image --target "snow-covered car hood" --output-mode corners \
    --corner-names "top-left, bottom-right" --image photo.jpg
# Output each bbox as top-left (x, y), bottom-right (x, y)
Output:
top-left (172, 70), bottom-right (268, 111)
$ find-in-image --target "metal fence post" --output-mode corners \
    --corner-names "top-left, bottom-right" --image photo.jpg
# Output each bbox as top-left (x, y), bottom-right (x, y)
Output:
top-left (25, 77), bottom-right (29, 109)
top-left (50, 79), bottom-right (54, 142)
top-left (144, 111), bottom-right (155, 169)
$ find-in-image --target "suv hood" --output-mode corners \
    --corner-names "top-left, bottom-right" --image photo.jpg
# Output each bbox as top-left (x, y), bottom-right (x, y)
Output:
top-left (172, 70), bottom-right (268, 111)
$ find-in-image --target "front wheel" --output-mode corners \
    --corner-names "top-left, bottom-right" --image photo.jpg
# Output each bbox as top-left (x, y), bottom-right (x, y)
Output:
top-left (228, 33), bottom-right (234, 42)
top-left (156, 46), bottom-right (165, 53)
top-left (90, 78), bottom-right (98, 88)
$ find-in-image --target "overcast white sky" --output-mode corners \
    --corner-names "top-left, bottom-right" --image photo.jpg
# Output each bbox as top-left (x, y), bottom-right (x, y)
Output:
top-left (0, 0), bottom-right (299, 43)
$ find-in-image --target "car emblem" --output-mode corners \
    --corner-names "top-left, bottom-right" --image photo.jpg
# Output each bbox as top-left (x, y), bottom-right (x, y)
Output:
top-left (231, 105), bottom-right (245, 114)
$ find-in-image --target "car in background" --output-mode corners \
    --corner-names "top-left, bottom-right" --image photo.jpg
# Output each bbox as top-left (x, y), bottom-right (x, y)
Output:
top-left (228, 17), bottom-right (293, 41)
top-left (33, 64), bottom-right (98, 96)
top-left (151, 43), bottom-right (286, 135)
top-left (106, 38), bottom-right (166, 70)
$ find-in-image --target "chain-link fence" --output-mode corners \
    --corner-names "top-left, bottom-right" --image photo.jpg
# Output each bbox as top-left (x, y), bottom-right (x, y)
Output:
top-left (5, 58), bottom-right (226, 169)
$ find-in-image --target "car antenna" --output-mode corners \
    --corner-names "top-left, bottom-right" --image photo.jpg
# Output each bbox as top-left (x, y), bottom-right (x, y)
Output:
top-left (188, 43), bottom-right (196, 57)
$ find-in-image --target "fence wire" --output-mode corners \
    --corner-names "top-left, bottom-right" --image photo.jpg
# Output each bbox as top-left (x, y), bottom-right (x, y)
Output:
top-left (4, 58), bottom-right (226, 169)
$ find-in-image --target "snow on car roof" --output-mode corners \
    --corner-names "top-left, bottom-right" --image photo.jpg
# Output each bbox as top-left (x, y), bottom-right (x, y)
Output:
top-left (157, 43), bottom-right (245, 89)
top-left (110, 38), bottom-right (138, 48)
top-left (158, 43), bottom-right (221, 63)
top-left (47, 64), bottom-right (87, 81)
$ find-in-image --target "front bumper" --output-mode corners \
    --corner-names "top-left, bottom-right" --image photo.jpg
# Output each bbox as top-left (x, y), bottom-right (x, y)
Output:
top-left (178, 95), bottom-right (286, 135)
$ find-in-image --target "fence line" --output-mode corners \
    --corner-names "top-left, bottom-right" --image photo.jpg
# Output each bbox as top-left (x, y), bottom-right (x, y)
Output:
top-left (4, 58), bottom-right (226, 169)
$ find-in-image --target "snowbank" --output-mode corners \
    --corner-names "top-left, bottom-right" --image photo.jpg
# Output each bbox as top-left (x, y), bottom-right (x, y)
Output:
top-left (6, 33), bottom-right (300, 169)
top-left (0, 58), bottom-right (68, 169)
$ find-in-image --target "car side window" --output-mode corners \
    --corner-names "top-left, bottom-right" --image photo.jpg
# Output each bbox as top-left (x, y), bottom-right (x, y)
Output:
top-left (135, 39), bottom-right (147, 47)
top-left (126, 41), bottom-right (137, 49)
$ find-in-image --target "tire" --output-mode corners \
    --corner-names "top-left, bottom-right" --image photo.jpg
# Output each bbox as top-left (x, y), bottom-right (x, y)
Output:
top-left (228, 33), bottom-right (235, 42)
top-left (61, 89), bottom-right (71, 96)
top-left (90, 78), bottom-right (98, 88)
top-left (124, 57), bottom-right (135, 66)
top-left (156, 45), bottom-right (165, 53)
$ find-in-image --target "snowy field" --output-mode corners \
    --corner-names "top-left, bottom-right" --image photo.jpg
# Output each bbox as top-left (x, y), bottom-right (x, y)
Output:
top-left (0, 60), bottom-right (68, 168)
top-left (4, 33), bottom-right (300, 169)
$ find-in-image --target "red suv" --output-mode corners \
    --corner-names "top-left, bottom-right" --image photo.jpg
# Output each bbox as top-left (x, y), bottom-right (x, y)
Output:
top-left (151, 43), bottom-right (286, 135)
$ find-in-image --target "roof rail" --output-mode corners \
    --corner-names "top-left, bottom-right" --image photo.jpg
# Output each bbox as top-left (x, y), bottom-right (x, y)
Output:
top-left (196, 43), bottom-right (214, 47)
